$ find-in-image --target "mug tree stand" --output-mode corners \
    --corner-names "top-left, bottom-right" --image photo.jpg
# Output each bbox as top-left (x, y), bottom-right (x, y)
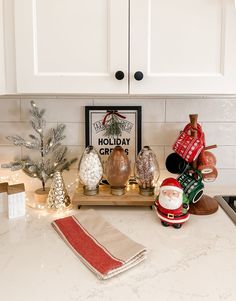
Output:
top-left (189, 194), bottom-right (218, 215)
top-left (188, 114), bottom-right (218, 215)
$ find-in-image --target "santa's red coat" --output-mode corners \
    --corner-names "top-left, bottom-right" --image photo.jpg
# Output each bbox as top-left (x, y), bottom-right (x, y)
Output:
top-left (154, 199), bottom-right (190, 225)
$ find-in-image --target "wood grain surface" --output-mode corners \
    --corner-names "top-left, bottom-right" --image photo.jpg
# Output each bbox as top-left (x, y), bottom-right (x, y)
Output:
top-left (189, 194), bottom-right (218, 215)
top-left (72, 184), bottom-right (155, 207)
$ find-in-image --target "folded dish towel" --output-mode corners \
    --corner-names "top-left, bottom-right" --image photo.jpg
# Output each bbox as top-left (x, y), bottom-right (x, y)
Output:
top-left (52, 209), bottom-right (147, 280)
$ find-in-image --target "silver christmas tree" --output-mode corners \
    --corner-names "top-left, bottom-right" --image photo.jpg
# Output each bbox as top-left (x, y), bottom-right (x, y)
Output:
top-left (47, 171), bottom-right (72, 211)
top-left (1, 101), bottom-right (77, 191)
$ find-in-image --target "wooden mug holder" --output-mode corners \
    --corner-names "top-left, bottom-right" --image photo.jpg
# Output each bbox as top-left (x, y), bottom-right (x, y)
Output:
top-left (188, 114), bottom-right (218, 215)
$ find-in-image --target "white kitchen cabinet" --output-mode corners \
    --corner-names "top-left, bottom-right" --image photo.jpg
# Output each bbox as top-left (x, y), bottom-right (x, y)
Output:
top-left (14, 0), bottom-right (236, 94)
top-left (14, 0), bottom-right (129, 94)
top-left (130, 0), bottom-right (236, 94)
top-left (0, 0), bottom-right (6, 94)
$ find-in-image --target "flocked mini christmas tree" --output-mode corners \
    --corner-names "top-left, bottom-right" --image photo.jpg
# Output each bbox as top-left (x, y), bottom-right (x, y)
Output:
top-left (47, 171), bottom-right (72, 211)
top-left (1, 101), bottom-right (77, 191)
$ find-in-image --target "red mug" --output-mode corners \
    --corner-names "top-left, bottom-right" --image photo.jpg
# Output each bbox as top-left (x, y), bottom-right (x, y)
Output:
top-left (197, 151), bottom-right (216, 174)
top-left (172, 123), bottom-right (205, 163)
top-left (201, 166), bottom-right (218, 182)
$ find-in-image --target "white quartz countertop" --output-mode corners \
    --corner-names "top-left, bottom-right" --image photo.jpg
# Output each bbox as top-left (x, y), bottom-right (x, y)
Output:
top-left (0, 192), bottom-right (236, 301)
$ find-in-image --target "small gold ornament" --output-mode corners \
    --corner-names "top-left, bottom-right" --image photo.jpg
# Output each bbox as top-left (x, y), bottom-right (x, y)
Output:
top-left (46, 171), bottom-right (72, 211)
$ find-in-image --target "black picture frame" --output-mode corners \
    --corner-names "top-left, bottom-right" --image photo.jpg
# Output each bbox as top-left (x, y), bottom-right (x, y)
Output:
top-left (85, 106), bottom-right (142, 163)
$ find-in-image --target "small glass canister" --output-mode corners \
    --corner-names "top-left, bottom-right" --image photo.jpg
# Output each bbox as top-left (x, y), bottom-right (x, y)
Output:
top-left (78, 146), bottom-right (103, 195)
top-left (106, 146), bottom-right (131, 195)
top-left (135, 146), bottom-right (160, 196)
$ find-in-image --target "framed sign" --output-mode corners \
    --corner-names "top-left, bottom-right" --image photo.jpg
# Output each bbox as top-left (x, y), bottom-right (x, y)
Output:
top-left (85, 106), bottom-right (142, 165)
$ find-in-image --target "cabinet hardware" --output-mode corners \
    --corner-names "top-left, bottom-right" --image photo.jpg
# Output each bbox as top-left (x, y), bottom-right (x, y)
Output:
top-left (115, 71), bottom-right (125, 80)
top-left (134, 71), bottom-right (143, 81)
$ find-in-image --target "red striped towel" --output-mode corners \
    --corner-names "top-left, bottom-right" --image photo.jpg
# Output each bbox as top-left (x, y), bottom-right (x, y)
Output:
top-left (52, 209), bottom-right (147, 279)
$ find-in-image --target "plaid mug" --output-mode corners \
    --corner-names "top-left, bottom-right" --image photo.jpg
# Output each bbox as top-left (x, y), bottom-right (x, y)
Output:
top-left (177, 169), bottom-right (204, 203)
top-left (173, 123), bottom-right (205, 163)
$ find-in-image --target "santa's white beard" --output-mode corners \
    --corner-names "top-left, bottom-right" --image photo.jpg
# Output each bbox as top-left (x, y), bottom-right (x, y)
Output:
top-left (159, 193), bottom-right (182, 210)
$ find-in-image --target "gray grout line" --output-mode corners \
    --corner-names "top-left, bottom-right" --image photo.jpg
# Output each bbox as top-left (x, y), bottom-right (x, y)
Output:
top-left (1, 143), bottom-right (235, 147)
top-left (164, 98), bottom-right (167, 122)
top-left (1, 120), bottom-right (236, 124)
top-left (1, 95), bottom-right (236, 99)
top-left (19, 97), bottom-right (22, 121)
top-left (18, 96), bottom-right (26, 123)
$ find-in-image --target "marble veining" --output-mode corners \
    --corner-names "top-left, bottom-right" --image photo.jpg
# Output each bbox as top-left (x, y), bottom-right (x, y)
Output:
top-left (0, 198), bottom-right (236, 301)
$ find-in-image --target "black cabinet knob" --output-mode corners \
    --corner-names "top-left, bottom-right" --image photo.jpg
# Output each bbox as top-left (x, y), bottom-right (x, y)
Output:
top-left (134, 71), bottom-right (144, 81)
top-left (115, 71), bottom-right (125, 80)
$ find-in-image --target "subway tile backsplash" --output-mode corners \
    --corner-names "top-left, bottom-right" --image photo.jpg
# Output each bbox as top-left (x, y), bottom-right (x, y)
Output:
top-left (0, 99), bottom-right (21, 121)
top-left (0, 95), bottom-right (235, 191)
top-left (21, 98), bottom-right (93, 122)
top-left (166, 98), bottom-right (236, 122)
top-left (94, 98), bottom-right (166, 122)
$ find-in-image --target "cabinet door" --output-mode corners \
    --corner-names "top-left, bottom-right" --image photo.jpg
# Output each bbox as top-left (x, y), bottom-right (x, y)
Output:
top-left (15, 0), bottom-right (128, 93)
top-left (130, 0), bottom-right (236, 94)
top-left (0, 0), bottom-right (6, 94)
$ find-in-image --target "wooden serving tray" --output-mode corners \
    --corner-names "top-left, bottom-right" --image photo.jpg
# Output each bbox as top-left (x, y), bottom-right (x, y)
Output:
top-left (72, 184), bottom-right (155, 207)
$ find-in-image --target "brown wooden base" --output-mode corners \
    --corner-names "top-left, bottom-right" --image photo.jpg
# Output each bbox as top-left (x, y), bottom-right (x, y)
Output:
top-left (72, 184), bottom-right (155, 207)
top-left (34, 187), bottom-right (50, 204)
top-left (189, 194), bottom-right (218, 215)
top-left (27, 187), bottom-right (50, 210)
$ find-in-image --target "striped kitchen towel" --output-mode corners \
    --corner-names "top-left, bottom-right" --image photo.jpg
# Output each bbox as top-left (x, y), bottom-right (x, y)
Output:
top-left (52, 209), bottom-right (147, 280)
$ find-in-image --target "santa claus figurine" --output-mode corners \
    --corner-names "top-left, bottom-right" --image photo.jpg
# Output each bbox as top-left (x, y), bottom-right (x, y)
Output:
top-left (154, 178), bottom-right (190, 229)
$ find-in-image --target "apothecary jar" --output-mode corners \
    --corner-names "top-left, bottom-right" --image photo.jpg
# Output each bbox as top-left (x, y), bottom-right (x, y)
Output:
top-left (78, 146), bottom-right (103, 195)
top-left (135, 146), bottom-right (160, 196)
top-left (106, 146), bottom-right (131, 195)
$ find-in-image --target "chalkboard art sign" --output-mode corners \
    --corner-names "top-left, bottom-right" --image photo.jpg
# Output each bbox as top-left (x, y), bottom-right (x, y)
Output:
top-left (85, 106), bottom-right (142, 165)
